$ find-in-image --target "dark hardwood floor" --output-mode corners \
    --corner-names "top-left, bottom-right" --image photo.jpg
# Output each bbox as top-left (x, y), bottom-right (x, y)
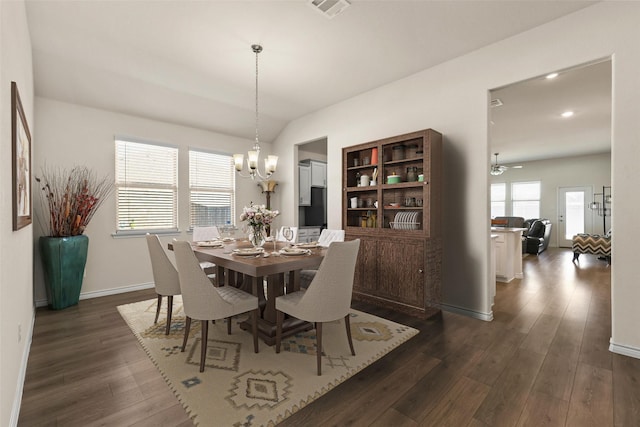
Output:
top-left (19, 248), bottom-right (640, 426)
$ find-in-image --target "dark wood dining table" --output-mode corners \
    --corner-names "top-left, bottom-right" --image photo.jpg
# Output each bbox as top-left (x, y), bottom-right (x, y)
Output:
top-left (170, 240), bottom-right (326, 345)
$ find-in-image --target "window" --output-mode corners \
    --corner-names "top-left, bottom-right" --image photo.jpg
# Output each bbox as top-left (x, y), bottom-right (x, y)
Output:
top-left (512, 181), bottom-right (540, 219)
top-left (189, 149), bottom-right (235, 229)
top-left (491, 183), bottom-right (506, 218)
top-left (115, 138), bottom-right (178, 233)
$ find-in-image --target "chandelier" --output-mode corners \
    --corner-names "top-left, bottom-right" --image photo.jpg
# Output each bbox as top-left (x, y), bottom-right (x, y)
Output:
top-left (233, 44), bottom-right (278, 180)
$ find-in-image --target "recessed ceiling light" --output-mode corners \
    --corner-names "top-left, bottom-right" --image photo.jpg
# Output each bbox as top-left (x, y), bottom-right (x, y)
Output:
top-left (546, 72), bottom-right (559, 79)
top-left (561, 111), bottom-right (574, 118)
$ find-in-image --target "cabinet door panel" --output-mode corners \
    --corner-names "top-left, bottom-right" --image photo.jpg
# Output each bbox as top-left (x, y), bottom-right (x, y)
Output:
top-left (299, 165), bottom-right (311, 206)
top-left (352, 237), bottom-right (377, 294)
top-left (377, 240), bottom-right (424, 307)
top-left (310, 161), bottom-right (327, 188)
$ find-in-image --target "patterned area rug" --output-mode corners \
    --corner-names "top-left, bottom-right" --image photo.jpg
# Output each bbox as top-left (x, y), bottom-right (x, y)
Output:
top-left (118, 297), bottom-right (418, 426)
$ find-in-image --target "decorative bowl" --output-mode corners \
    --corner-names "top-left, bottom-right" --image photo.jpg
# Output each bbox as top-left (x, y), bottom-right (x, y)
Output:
top-left (387, 175), bottom-right (401, 184)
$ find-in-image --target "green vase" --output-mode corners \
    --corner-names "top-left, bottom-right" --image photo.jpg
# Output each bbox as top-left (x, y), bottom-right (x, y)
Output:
top-left (39, 235), bottom-right (89, 310)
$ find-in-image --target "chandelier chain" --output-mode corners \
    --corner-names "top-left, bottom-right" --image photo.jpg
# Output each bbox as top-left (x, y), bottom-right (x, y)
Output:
top-left (254, 45), bottom-right (260, 148)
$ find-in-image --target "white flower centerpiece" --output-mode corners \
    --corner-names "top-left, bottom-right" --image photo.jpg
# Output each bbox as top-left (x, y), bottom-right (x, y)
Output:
top-left (240, 202), bottom-right (279, 248)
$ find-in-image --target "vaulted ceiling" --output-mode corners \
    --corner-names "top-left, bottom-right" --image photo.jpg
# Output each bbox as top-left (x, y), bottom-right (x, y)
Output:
top-left (26, 0), bottom-right (604, 162)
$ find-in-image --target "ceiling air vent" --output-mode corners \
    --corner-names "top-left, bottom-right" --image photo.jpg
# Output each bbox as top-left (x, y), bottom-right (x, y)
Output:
top-left (308, 0), bottom-right (350, 19)
top-left (490, 98), bottom-right (503, 108)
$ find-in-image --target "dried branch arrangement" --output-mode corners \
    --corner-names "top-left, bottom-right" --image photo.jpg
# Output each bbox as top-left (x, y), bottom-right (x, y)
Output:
top-left (36, 165), bottom-right (114, 237)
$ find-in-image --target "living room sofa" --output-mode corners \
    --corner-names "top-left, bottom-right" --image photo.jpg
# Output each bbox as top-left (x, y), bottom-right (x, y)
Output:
top-left (523, 218), bottom-right (552, 255)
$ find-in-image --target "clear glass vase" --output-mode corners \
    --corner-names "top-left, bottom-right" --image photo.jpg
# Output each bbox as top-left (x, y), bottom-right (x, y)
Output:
top-left (248, 226), bottom-right (266, 248)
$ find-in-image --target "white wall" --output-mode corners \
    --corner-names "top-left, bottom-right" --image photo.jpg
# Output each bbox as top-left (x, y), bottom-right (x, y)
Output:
top-left (272, 2), bottom-right (640, 355)
top-left (0, 1), bottom-right (33, 425)
top-left (491, 153), bottom-right (612, 246)
top-left (32, 98), bottom-right (276, 303)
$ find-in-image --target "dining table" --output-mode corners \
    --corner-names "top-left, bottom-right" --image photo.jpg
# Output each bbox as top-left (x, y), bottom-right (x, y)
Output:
top-left (169, 239), bottom-right (326, 345)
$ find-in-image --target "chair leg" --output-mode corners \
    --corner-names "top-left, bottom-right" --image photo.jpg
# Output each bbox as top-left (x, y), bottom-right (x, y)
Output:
top-left (154, 294), bottom-right (162, 324)
top-left (344, 314), bottom-right (355, 356)
top-left (200, 320), bottom-right (208, 373)
top-left (316, 322), bottom-right (323, 376)
top-left (181, 316), bottom-right (192, 352)
top-left (165, 295), bottom-right (173, 335)
top-left (275, 310), bottom-right (284, 353)
top-left (227, 316), bottom-right (232, 334)
top-left (252, 308), bottom-right (259, 353)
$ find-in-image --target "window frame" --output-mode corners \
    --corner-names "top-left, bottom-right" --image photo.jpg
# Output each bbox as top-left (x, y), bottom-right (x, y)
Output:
top-left (188, 147), bottom-right (236, 230)
top-left (491, 182), bottom-right (506, 218)
top-left (511, 181), bottom-right (541, 219)
top-left (114, 137), bottom-right (179, 236)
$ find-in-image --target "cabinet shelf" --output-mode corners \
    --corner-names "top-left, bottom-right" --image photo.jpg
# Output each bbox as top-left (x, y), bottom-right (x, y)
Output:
top-left (342, 128), bottom-right (442, 319)
top-left (346, 186), bottom-right (378, 192)
top-left (383, 157), bottom-right (423, 166)
top-left (381, 182), bottom-right (425, 189)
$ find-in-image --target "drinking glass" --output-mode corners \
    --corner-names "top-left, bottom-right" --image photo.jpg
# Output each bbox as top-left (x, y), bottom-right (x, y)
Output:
top-left (270, 227), bottom-right (278, 254)
top-left (282, 226), bottom-right (294, 246)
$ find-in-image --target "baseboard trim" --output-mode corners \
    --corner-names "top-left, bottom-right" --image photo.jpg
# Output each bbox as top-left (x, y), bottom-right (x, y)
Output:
top-left (609, 338), bottom-right (640, 360)
top-left (11, 311), bottom-right (34, 427)
top-left (35, 282), bottom-right (155, 308)
top-left (441, 303), bottom-right (493, 322)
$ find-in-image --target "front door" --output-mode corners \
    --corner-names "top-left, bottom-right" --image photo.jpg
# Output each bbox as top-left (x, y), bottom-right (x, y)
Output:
top-left (557, 186), bottom-right (592, 247)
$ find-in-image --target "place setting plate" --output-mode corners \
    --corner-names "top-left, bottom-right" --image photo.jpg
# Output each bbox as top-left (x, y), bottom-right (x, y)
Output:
top-left (280, 247), bottom-right (311, 256)
top-left (196, 240), bottom-right (224, 248)
top-left (232, 248), bottom-right (265, 256)
top-left (293, 241), bottom-right (319, 249)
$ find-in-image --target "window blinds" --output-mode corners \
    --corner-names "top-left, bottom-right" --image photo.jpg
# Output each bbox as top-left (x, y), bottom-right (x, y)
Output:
top-left (189, 149), bottom-right (235, 228)
top-left (115, 139), bottom-right (178, 231)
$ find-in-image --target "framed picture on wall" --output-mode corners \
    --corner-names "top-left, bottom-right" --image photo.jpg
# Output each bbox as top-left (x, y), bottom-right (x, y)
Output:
top-left (12, 81), bottom-right (32, 231)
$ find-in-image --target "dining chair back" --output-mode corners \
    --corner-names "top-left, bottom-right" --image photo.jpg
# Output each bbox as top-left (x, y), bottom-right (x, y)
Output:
top-left (299, 229), bottom-right (346, 288)
top-left (172, 240), bottom-right (259, 372)
top-left (317, 229), bottom-right (345, 247)
top-left (192, 226), bottom-right (220, 275)
top-left (145, 234), bottom-right (181, 335)
top-left (192, 226), bottom-right (220, 242)
top-left (275, 239), bottom-right (360, 375)
top-left (276, 226), bottom-right (298, 243)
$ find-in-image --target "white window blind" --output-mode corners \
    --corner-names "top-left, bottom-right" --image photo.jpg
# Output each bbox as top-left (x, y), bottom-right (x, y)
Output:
top-left (512, 181), bottom-right (541, 219)
top-left (115, 139), bottom-right (178, 232)
top-left (491, 183), bottom-right (506, 218)
top-left (189, 149), bottom-right (235, 228)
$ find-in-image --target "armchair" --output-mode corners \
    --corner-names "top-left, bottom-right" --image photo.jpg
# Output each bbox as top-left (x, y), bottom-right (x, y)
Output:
top-left (524, 219), bottom-right (552, 255)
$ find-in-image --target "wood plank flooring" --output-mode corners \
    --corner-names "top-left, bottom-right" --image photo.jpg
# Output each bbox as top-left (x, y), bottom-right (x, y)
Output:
top-left (19, 248), bottom-right (640, 426)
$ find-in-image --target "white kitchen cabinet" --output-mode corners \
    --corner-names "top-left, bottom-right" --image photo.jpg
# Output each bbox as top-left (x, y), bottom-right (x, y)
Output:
top-left (491, 227), bottom-right (526, 282)
top-left (298, 227), bottom-right (321, 243)
top-left (310, 161), bottom-right (327, 188)
top-left (299, 164), bottom-right (311, 206)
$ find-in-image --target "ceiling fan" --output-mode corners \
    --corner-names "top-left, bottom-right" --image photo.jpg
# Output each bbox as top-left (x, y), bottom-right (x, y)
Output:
top-left (490, 152), bottom-right (523, 175)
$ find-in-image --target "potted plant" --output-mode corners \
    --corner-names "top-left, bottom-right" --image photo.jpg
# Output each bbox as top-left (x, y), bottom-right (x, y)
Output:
top-left (36, 165), bottom-right (113, 309)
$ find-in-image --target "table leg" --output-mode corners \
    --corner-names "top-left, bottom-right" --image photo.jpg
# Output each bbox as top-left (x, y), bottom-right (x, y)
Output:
top-left (240, 270), bottom-right (312, 345)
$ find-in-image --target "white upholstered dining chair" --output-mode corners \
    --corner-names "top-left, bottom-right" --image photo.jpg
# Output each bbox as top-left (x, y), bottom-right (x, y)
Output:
top-left (192, 225), bottom-right (221, 242)
top-left (276, 226), bottom-right (298, 243)
top-left (192, 226), bottom-right (220, 275)
top-left (275, 239), bottom-right (360, 375)
top-left (145, 234), bottom-right (182, 335)
top-left (299, 229), bottom-right (345, 288)
top-left (317, 229), bottom-right (345, 247)
top-left (172, 240), bottom-right (259, 372)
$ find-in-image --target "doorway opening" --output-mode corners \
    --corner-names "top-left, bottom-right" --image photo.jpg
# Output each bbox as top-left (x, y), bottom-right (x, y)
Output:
top-left (488, 58), bottom-right (612, 317)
